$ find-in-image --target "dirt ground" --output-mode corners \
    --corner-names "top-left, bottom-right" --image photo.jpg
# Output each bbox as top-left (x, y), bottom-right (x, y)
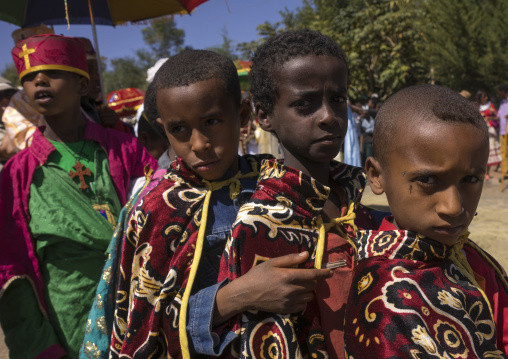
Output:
top-left (1, 171), bottom-right (507, 358)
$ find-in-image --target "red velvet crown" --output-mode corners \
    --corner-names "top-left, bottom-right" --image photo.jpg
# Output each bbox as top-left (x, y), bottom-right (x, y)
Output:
top-left (12, 34), bottom-right (90, 81)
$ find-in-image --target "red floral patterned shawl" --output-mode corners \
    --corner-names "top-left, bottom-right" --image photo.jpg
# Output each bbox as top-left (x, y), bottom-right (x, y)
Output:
top-left (344, 218), bottom-right (508, 359)
top-left (109, 155), bottom-right (270, 359)
top-left (217, 159), bottom-right (378, 358)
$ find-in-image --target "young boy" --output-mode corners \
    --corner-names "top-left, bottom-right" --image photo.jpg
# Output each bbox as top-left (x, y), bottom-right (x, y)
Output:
top-left (0, 34), bottom-right (157, 358)
top-left (214, 29), bottom-right (378, 359)
top-left (109, 50), bottom-right (331, 358)
top-left (344, 84), bottom-right (508, 358)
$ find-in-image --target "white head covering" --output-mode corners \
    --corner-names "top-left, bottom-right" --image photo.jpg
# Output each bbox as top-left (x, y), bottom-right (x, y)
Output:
top-left (146, 58), bottom-right (169, 83)
top-left (134, 58), bottom-right (170, 136)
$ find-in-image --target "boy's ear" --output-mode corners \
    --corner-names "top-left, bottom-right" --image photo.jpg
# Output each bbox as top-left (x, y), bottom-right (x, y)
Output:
top-left (365, 156), bottom-right (385, 195)
top-left (255, 102), bottom-right (274, 132)
top-left (238, 98), bottom-right (251, 128)
top-left (79, 76), bottom-right (89, 97)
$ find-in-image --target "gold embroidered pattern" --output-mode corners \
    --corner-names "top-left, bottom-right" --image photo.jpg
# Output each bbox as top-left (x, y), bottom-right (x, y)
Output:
top-left (96, 316), bottom-right (107, 335)
top-left (93, 203), bottom-right (116, 227)
top-left (358, 272), bottom-right (373, 295)
top-left (102, 266), bottom-right (112, 285)
top-left (96, 293), bottom-right (104, 310)
top-left (83, 341), bottom-right (101, 358)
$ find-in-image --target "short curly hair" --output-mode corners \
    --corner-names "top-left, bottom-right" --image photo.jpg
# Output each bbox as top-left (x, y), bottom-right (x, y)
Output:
top-left (373, 84), bottom-right (488, 166)
top-left (249, 29), bottom-right (349, 114)
top-left (153, 49), bottom-right (241, 107)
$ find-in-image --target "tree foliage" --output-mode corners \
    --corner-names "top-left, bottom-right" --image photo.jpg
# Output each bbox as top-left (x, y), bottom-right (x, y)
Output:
top-left (8, 1), bottom-right (501, 101)
top-left (339, 0), bottom-right (427, 99)
top-left (207, 28), bottom-right (239, 61)
top-left (102, 56), bottom-right (147, 95)
top-left (273, 0), bottom-right (427, 100)
top-left (1, 63), bottom-right (20, 88)
top-left (102, 16), bottom-right (186, 94)
top-left (141, 16), bottom-right (185, 59)
top-left (236, 16), bottom-right (293, 60)
top-left (422, 0), bottom-right (508, 95)
top-left (242, 0), bottom-right (508, 100)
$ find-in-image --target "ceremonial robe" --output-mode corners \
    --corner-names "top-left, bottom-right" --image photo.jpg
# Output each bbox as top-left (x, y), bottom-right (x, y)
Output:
top-left (0, 121), bottom-right (157, 358)
top-left (110, 155), bottom-right (270, 358)
top-left (344, 218), bottom-right (508, 359)
top-left (218, 159), bottom-right (378, 358)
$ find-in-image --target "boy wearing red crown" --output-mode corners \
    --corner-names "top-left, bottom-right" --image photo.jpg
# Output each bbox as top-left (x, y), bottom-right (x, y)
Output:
top-left (0, 34), bottom-right (157, 358)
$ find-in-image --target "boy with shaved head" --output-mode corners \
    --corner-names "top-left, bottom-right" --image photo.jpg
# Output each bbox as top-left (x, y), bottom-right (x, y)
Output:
top-left (344, 84), bottom-right (508, 358)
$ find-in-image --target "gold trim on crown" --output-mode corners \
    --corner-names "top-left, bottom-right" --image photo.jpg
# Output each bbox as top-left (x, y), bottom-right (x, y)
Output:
top-left (19, 64), bottom-right (90, 81)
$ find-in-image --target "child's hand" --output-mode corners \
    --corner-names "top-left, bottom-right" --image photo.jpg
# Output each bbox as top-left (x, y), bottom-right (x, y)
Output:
top-left (240, 251), bottom-right (332, 313)
top-left (213, 252), bottom-right (332, 327)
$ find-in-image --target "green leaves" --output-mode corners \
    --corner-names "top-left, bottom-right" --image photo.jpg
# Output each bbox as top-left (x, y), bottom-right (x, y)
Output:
top-left (242, 0), bottom-right (508, 101)
top-left (206, 28), bottom-right (239, 61)
top-left (1, 63), bottom-right (20, 87)
top-left (422, 0), bottom-right (508, 96)
top-left (141, 16), bottom-right (185, 59)
top-left (102, 16), bottom-right (185, 95)
top-left (257, 0), bottom-right (427, 99)
top-left (102, 57), bottom-right (147, 95)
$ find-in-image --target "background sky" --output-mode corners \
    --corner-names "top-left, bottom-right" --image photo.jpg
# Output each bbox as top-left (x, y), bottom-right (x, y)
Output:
top-left (0, 0), bottom-right (302, 73)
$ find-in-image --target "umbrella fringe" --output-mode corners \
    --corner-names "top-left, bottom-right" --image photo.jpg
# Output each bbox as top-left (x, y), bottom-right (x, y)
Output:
top-left (64, 0), bottom-right (71, 29)
top-left (175, 0), bottom-right (191, 15)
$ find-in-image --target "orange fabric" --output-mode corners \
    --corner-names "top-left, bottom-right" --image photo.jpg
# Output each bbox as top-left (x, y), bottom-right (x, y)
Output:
top-left (2, 90), bottom-right (44, 153)
top-left (316, 232), bottom-right (354, 359)
top-left (473, 269), bottom-right (487, 292)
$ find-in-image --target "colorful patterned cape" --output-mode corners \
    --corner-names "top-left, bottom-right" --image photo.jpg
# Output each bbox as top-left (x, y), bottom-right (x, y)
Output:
top-left (80, 167), bottom-right (166, 359)
top-left (0, 122), bottom-right (156, 358)
top-left (344, 219), bottom-right (508, 359)
top-left (110, 155), bottom-right (271, 359)
top-left (217, 159), bottom-right (377, 358)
